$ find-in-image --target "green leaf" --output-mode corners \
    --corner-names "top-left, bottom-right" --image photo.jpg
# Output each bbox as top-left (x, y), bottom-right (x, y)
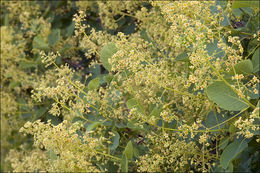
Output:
top-left (246, 14), bottom-right (259, 33)
top-left (123, 23), bottom-right (135, 35)
top-left (116, 122), bottom-right (127, 128)
top-left (22, 112), bottom-right (33, 119)
top-left (252, 48), bottom-right (259, 73)
top-left (232, 8), bottom-right (243, 17)
top-left (126, 98), bottom-right (138, 109)
top-left (46, 114), bottom-right (61, 125)
top-left (4, 14), bottom-right (9, 26)
top-left (241, 7), bottom-right (254, 16)
top-left (123, 141), bottom-right (133, 160)
top-left (220, 138), bottom-right (248, 169)
top-left (149, 107), bottom-right (161, 118)
top-left (90, 64), bottom-right (101, 77)
top-left (206, 39), bottom-right (225, 59)
top-left (219, 137), bottom-right (229, 150)
top-left (205, 111), bottom-right (227, 130)
top-left (96, 163), bottom-right (105, 172)
top-left (206, 81), bottom-right (249, 111)
top-left (226, 162), bottom-right (233, 172)
top-left (99, 74), bottom-right (108, 85)
top-left (88, 77), bottom-right (100, 90)
top-left (176, 51), bottom-right (189, 62)
top-left (17, 98), bottom-right (28, 111)
top-left (49, 149), bottom-right (58, 162)
top-left (133, 147), bottom-right (139, 157)
top-left (221, 15), bottom-right (229, 27)
top-left (33, 106), bottom-right (48, 121)
top-left (86, 122), bottom-right (101, 132)
top-left (248, 38), bottom-right (258, 53)
top-left (104, 74), bottom-right (114, 84)
top-left (247, 83), bottom-right (260, 99)
top-left (229, 124), bottom-right (237, 133)
top-left (109, 131), bottom-right (120, 150)
top-left (230, 59), bottom-right (253, 75)
top-left (8, 81), bottom-right (20, 90)
top-left (140, 29), bottom-right (152, 43)
top-left (126, 98), bottom-right (144, 115)
top-left (232, 1), bottom-right (259, 9)
top-left (117, 17), bottom-right (126, 27)
top-left (48, 29), bottom-right (60, 46)
top-left (49, 149), bottom-right (57, 167)
top-left (59, 44), bottom-right (72, 54)
top-left (33, 36), bottom-right (50, 51)
top-left (19, 61), bottom-right (37, 69)
top-left (121, 154), bottom-right (128, 172)
top-left (100, 43), bottom-right (118, 71)
top-left (64, 21), bottom-right (75, 37)
top-left (213, 162), bottom-right (234, 173)
top-left (127, 120), bottom-right (144, 131)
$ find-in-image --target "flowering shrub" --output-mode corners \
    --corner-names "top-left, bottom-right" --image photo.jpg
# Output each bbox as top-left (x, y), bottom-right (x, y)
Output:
top-left (1, 1), bottom-right (260, 172)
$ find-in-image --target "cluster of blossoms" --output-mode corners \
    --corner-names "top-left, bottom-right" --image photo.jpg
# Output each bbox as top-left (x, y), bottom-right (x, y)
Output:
top-left (253, 30), bottom-right (260, 41)
top-left (1, 10), bottom-right (48, 169)
top-left (6, 147), bottom-right (51, 172)
top-left (234, 106), bottom-right (260, 139)
top-left (248, 76), bottom-right (260, 95)
top-left (152, 1), bottom-right (245, 91)
top-left (230, 75), bottom-right (259, 99)
top-left (2, 0), bottom-right (259, 172)
top-left (73, 10), bottom-right (87, 37)
top-left (177, 120), bottom-right (203, 139)
top-left (96, 1), bottom-right (142, 30)
top-left (136, 132), bottom-right (213, 172)
top-left (40, 51), bottom-right (61, 67)
top-left (19, 120), bottom-right (102, 172)
top-left (27, 1), bottom-right (258, 171)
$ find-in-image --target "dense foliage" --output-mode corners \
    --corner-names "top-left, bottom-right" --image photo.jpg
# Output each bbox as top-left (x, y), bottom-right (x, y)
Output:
top-left (1, 1), bottom-right (259, 172)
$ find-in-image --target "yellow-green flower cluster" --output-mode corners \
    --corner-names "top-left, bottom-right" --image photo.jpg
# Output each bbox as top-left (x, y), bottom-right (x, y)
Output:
top-left (2, 1), bottom-right (259, 172)
top-left (234, 106), bottom-right (260, 139)
top-left (136, 132), bottom-right (213, 172)
top-left (19, 120), bottom-right (101, 172)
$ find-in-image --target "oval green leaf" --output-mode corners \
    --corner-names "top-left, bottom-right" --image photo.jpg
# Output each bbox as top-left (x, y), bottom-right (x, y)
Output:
top-left (230, 59), bottom-right (253, 75)
top-left (121, 154), bottom-right (128, 172)
top-left (140, 29), bottom-right (152, 43)
top-left (100, 43), bottom-right (118, 71)
top-left (126, 98), bottom-right (144, 115)
top-left (86, 122), bottom-right (101, 132)
top-left (123, 141), bottom-right (133, 160)
top-left (33, 36), bottom-right (50, 51)
top-left (49, 149), bottom-right (58, 162)
top-left (206, 81), bottom-right (249, 111)
top-left (64, 21), bottom-right (75, 37)
top-left (8, 81), bottom-right (20, 90)
top-left (109, 131), bottom-right (120, 150)
top-left (88, 77), bottom-right (100, 90)
top-left (48, 29), bottom-right (60, 46)
top-left (19, 61), bottom-right (37, 69)
top-left (205, 111), bottom-right (227, 130)
top-left (104, 74), bottom-right (114, 84)
top-left (176, 51), bottom-right (189, 62)
top-left (149, 107), bottom-right (161, 118)
top-left (220, 138), bottom-right (248, 169)
top-left (219, 137), bottom-right (229, 150)
top-left (126, 98), bottom-right (138, 109)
